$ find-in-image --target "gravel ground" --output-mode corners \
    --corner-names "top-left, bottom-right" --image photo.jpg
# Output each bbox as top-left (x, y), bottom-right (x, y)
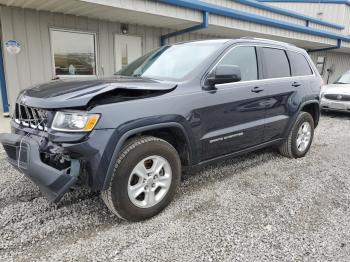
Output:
top-left (1, 113), bottom-right (350, 261)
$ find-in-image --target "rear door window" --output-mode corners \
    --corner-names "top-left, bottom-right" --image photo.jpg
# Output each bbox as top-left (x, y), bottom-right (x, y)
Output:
top-left (288, 51), bottom-right (313, 76)
top-left (218, 46), bottom-right (258, 81)
top-left (262, 48), bottom-right (290, 79)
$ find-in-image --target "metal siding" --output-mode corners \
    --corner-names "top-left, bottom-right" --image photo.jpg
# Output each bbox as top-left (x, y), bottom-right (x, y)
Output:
top-left (79, 0), bottom-right (203, 23)
top-left (25, 9), bottom-right (45, 84)
top-left (159, 0), bottom-right (348, 45)
top-left (208, 13), bottom-right (336, 45)
top-left (268, 2), bottom-right (350, 33)
top-left (309, 50), bottom-right (350, 83)
top-left (39, 11), bottom-right (55, 82)
top-left (12, 8), bottom-right (32, 90)
top-left (201, 0), bottom-right (345, 31)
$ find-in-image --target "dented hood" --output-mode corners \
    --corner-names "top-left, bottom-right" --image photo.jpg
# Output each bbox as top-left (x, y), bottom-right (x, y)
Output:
top-left (19, 77), bottom-right (177, 109)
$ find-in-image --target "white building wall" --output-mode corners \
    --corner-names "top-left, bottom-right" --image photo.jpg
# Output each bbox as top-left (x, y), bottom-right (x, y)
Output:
top-left (203, 0), bottom-right (304, 25)
top-left (208, 13), bottom-right (337, 46)
top-left (202, 0), bottom-right (343, 33)
top-left (268, 2), bottom-right (350, 34)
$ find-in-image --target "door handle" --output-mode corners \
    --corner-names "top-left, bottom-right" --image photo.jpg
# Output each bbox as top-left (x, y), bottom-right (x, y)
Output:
top-left (292, 82), bottom-right (301, 87)
top-left (251, 86), bottom-right (264, 93)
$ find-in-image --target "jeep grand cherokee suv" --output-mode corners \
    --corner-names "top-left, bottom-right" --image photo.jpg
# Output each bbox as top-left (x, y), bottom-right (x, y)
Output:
top-left (0, 38), bottom-right (322, 221)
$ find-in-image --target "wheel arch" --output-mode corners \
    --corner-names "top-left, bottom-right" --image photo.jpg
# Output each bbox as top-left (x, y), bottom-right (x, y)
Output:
top-left (299, 100), bottom-right (320, 127)
top-left (102, 122), bottom-right (192, 190)
top-left (282, 100), bottom-right (320, 140)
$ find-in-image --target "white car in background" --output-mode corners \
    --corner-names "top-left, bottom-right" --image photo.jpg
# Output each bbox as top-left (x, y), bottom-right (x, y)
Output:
top-left (321, 71), bottom-right (350, 113)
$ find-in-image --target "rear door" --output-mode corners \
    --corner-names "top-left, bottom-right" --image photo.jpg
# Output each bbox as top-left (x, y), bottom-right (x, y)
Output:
top-left (258, 47), bottom-right (311, 142)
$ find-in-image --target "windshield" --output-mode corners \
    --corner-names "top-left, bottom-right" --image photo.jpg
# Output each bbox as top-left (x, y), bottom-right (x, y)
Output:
top-left (115, 43), bottom-right (221, 80)
top-left (334, 72), bottom-right (350, 84)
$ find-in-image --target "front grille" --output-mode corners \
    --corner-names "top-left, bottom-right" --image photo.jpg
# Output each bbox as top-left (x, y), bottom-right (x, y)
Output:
top-left (14, 103), bottom-right (48, 131)
top-left (324, 94), bottom-right (350, 102)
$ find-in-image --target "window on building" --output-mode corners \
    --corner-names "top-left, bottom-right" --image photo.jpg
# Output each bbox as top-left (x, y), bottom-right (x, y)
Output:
top-left (288, 51), bottom-right (313, 76)
top-left (316, 56), bottom-right (326, 75)
top-left (262, 48), bottom-right (291, 79)
top-left (218, 46), bottom-right (258, 81)
top-left (50, 29), bottom-right (96, 76)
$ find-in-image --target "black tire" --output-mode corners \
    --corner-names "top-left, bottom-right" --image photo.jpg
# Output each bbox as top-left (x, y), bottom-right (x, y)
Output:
top-left (101, 136), bottom-right (181, 221)
top-left (278, 112), bottom-right (314, 158)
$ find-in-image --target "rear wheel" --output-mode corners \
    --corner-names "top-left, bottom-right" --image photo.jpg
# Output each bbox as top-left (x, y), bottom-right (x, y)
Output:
top-left (101, 136), bottom-right (181, 221)
top-left (278, 112), bottom-right (314, 158)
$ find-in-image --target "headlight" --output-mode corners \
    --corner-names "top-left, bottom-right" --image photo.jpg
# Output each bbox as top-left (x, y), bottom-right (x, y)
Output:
top-left (52, 111), bottom-right (100, 132)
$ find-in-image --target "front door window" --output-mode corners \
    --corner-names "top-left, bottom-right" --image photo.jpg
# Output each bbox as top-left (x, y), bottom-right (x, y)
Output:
top-left (218, 46), bottom-right (258, 81)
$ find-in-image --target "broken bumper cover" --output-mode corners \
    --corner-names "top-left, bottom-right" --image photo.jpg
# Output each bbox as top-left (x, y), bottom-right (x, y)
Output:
top-left (0, 133), bottom-right (77, 202)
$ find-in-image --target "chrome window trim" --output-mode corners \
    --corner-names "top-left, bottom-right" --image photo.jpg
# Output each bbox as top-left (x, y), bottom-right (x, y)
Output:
top-left (215, 74), bottom-right (313, 89)
top-left (208, 43), bottom-right (315, 89)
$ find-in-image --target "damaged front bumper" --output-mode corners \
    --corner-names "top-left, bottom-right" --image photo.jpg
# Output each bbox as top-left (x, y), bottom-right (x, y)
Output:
top-left (0, 133), bottom-right (80, 202)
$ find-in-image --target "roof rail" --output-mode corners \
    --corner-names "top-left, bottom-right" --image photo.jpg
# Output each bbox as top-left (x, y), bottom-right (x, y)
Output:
top-left (239, 37), bottom-right (296, 46)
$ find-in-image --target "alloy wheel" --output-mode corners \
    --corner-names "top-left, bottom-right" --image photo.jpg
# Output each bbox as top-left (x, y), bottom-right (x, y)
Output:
top-left (296, 121), bottom-right (311, 152)
top-left (127, 155), bottom-right (172, 208)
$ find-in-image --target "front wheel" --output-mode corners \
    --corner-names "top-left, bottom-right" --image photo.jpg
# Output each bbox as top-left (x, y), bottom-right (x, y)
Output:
top-left (101, 136), bottom-right (181, 221)
top-left (278, 112), bottom-right (314, 158)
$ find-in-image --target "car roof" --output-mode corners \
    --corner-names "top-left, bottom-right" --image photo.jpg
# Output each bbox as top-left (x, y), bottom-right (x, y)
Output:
top-left (172, 39), bottom-right (231, 45)
top-left (172, 37), bottom-right (302, 52)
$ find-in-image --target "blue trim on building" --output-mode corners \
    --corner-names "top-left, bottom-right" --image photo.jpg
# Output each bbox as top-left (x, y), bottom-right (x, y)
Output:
top-left (160, 11), bottom-right (209, 45)
top-left (236, 0), bottom-right (344, 29)
top-left (0, 45), bottom-right (9, 114)
top-left (159, 0), bottom-right (350, 42)
top-left (257, 0), bottom-right (350, 5)
top-left (308, 39), bottom-right (342, 52)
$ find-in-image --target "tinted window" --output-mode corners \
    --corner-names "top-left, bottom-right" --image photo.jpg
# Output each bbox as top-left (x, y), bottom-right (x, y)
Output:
top-left (288, 51), bottom-right (313, 76)
top-left (218, 46), bottom-right (258, 81)
top-left (262, 48), bottom-right (290, 79)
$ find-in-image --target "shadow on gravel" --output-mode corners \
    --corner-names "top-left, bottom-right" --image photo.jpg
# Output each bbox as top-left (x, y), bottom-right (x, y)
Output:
top-left (181, 148), bottom-right (279, 191)
top-left (321, 111), bottom-right (350, 119)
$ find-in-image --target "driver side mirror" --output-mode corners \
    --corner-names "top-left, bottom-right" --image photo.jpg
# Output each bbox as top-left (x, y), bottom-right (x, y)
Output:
top-left (206, 65), bottom-right (241, 88)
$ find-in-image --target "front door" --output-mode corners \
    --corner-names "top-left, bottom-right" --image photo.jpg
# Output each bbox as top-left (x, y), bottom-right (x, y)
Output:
top-left (198, 46), bottom-right (268, 160)
top-left (115, 35), bottom-right (142, 71)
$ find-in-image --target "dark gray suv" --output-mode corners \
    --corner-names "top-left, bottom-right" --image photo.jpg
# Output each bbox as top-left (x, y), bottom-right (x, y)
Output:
top-left (0, 38), bottom-right (322, 221)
